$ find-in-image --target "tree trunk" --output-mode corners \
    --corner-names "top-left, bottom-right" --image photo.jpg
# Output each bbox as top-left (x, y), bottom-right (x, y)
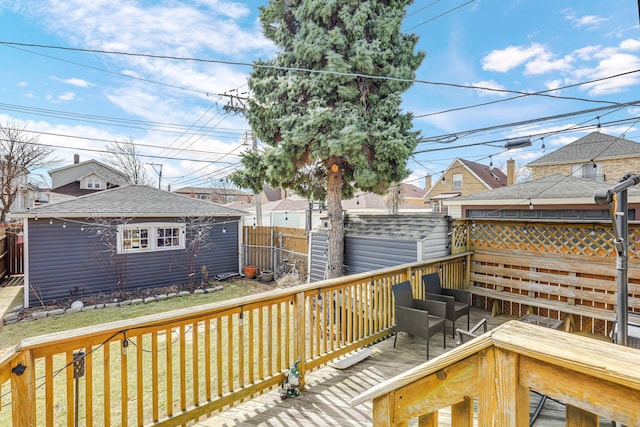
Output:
top-left (325, 168), bottom-right (344, 279)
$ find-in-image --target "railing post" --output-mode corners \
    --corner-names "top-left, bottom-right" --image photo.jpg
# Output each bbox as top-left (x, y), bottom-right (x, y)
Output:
top-left (478, 347), bottom-right (529, 427)
top-left (293, 291), bottom-right (306, 388)
top-left (11, 350), bottom-right (36, 426)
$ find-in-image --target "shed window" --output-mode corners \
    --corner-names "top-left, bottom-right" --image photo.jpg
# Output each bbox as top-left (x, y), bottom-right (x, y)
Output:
top-left (118, 223), bottom-right (185, 253)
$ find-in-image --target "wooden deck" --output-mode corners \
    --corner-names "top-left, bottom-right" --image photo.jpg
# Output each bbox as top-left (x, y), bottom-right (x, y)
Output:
top-left (196, 307), bottom-right (613, 426)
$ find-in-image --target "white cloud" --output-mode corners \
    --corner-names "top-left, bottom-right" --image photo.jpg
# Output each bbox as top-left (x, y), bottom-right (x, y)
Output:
top-left (58, 92), bottom-right (77, 101)
top-left (482, 43), bottom-right (546, 72)
top-left (17, 81), bottom-right (27, 87)
top-left (470, 80), bottom-right (508, 97)
top-left (524, 53), bottom-right (572, 75)
top-left (620, 38), bottom-right (640, 51)
top-left (51, 76), bottom-right (93, 87)
top-left (570, 15), bottom-right (610, 30)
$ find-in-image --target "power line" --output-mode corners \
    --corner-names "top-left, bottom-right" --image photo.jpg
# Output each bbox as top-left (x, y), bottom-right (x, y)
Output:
top-left (418, 100), bottom-right (640, 144)
top-left (405, 0), bottom-right (475, 31)
top-left (0, 41), bottom-right (623, 106)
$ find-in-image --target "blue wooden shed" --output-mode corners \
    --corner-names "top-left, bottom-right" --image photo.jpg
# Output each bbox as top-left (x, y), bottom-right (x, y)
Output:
top-left (13, 185), bottom-right (246, 307)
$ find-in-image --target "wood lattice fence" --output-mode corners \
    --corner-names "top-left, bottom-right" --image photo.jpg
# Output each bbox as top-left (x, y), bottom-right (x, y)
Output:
top-left (452, 219), bottom-right (640, 335)
top-left (242, 226), bottom-right (308, 278)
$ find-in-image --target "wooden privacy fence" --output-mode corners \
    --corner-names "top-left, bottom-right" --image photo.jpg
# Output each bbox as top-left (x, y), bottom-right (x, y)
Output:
top-left (452, 219), bottom-right (640, 335)
top-left (0, 254), bottom-right (468, 426)
top-left (243, 226), bottom-right (308, 277)
top-left (352, 320), bottom-right (640, 426)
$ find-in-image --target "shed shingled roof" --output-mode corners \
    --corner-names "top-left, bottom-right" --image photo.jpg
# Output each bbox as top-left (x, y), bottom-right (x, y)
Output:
top-left (343, 213), bottom-right (447, 241)
top-left (14, 185), bottom-right (247, 217)
top-left (527, 132), bottom-right (640, 166)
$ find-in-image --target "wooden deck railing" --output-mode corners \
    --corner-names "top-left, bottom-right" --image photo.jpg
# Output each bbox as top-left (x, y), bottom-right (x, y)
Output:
top-left (352, 320), bottom-right (640, 426)
top-left (0, 253), bottom-right (469, 426)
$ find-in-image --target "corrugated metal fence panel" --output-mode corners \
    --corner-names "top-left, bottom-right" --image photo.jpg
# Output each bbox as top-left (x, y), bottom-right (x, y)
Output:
top-left (309, 230), bottom-right (328, 282)
top-left (345, 236), bottom-right (417, 274)
top-left (421, 220), bottom-right (450, 260)
top-left (27, 217), bottom-right (240, 303)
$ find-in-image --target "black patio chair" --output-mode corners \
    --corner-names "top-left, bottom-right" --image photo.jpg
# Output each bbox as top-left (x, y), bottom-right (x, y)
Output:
top-left (422, 272), bottom-right (471, 338)
top-left (392, 281), bottom-right (446, 360)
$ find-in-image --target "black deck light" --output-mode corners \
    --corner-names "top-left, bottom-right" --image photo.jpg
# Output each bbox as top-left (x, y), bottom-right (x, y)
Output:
top-left (594, 173), bottom-right (640, 347)
top-left (504, 137), bottom-right (532, 150)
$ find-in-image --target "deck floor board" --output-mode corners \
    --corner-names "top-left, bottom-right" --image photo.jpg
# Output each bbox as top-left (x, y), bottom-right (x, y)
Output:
top-left (196, 307), bottom-right (613, 426)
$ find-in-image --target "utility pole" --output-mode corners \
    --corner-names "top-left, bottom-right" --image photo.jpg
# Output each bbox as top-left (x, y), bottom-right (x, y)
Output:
top-left (147, 163), bottom-right (163, 189)
top-left (224, 90), bottom-right (263, 225)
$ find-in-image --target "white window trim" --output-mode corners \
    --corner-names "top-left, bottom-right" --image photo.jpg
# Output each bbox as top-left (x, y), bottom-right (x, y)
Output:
top-left (117, 222), bottom-right (186, 254)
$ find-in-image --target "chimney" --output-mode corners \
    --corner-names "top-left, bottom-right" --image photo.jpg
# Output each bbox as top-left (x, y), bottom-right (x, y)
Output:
top-left (74, 154), bottom-right (80, 164)
top-left (425, 175), bottom-right (432, 190)
top-left (507, 158), bottom-right (516, 185)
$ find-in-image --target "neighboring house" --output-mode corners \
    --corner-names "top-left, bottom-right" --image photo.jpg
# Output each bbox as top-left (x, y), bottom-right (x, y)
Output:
top-left (47, 154), bottom-right (129, 204)
top-left (401, 183), bottom-right (427, 207)
top-left (527, 132), bottom-right (640, 183)
top-left (229, 189), bottom-right (429, 229)
top-left (174, 186), bottom-right (252, 204)
top-left (424, 158), bottom-right (509, 213)
top-left (14, 185), bottom-right (246, 307)
top-left (444, 174), bottom-right (640, 219)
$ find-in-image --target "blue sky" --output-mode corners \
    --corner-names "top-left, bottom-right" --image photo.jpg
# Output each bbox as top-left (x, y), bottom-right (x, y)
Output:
top-left (0, 0), bottom-right (639, 191)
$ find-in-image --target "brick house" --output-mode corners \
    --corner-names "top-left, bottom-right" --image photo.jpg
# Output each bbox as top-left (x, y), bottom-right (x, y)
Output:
top-left (527, 132), bottom-right (640, 183)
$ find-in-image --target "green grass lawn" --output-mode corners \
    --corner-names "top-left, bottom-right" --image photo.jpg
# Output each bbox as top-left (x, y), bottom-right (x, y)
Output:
top-left (0, 279), bottom-right (272, 347)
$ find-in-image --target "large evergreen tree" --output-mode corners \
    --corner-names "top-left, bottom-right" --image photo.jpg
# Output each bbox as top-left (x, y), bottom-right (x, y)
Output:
top-left (244, 0), bottom-right (424, 278)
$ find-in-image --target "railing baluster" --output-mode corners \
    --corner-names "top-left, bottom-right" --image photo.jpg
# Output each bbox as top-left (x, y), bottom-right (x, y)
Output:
top-left (136, 334), bottom-right (143, 426)
top-left (152, 332), bottom-right (159, 422)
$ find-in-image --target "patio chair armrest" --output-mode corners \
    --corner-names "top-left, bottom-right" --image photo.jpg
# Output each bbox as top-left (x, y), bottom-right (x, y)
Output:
top-left (413, 299), bottom-right (446, 319)
top-left (442, 288), bottom-right (472, 304)
top-left (424, 293), bottom-right (454, 304)
top-left (469, 318), bottom-right (488, 335)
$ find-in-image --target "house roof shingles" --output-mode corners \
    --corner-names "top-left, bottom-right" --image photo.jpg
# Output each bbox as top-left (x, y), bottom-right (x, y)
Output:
top-left (448, 174), bottom-right (640, 202)
top-left (15, 185), bottom-right (247, 218)
top-left (461, 159), bottom-right (508, 189)
top-left (527, 132), bottom-right (640, 166)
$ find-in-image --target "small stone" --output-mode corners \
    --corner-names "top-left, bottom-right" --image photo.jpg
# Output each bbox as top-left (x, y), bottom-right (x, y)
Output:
top-left (65, 307), bottom-right (82, 314)
top-left (48, 309), bottom-right (65, 316)
top-left (194, 289), bottom-right (205, 295)
top-left (178, 291), bottom-right (190, 297)
top-left (104, 303), bottom-right (118, 309)
top-left (82, 305), bottom-right (97, 311)
top-left (131, 298), bottom-right (144, 305)
top-left (71, 301), bottom-right (84, 309)
top-left (3, 318), bottom-right (17, 325)
top-left (119, 300), bottom-right (132, 306)
top-left (167, 293), bottom-right (177, 298)
top-left (3, 312), bottom-right (18, 322)
top-left (144, 296), bottom-right (156, 304)
top-left (94, 304), bottom-right (105, 309)
top-left (32, 312), bottom-right (48, 320)
top-left (156, 294), bottom-right (168, 300)
top-left (19, 318), bottom-right (34, 323)
top-left (213, 285), bottom-right (224, 292)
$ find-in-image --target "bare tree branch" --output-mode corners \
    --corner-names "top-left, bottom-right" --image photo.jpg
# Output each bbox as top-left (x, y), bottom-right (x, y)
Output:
top-left (0, 121), bottom-right (55, 223)
top-left (102, 137), bottom-right (152, 185)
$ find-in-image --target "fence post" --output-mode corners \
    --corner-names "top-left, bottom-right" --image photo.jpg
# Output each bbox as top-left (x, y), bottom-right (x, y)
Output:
top-left (11, 349), bottom-right (36, 426)
top-left (293, 291), bottom-right (306, 388)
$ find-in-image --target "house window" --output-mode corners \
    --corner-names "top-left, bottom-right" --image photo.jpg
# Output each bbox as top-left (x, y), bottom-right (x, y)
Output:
top-left (452, 174), bottom-right (463, 190)
top-left (572, 162), bottom-right (602, 181)
top-left (117, 223), bottom-right (185, 253)
top-left (85, 177), bottom-right (102, 189)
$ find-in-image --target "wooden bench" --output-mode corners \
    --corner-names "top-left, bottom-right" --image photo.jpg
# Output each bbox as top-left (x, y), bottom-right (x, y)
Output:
top-left (467, 251), bottom-right (635, 331)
